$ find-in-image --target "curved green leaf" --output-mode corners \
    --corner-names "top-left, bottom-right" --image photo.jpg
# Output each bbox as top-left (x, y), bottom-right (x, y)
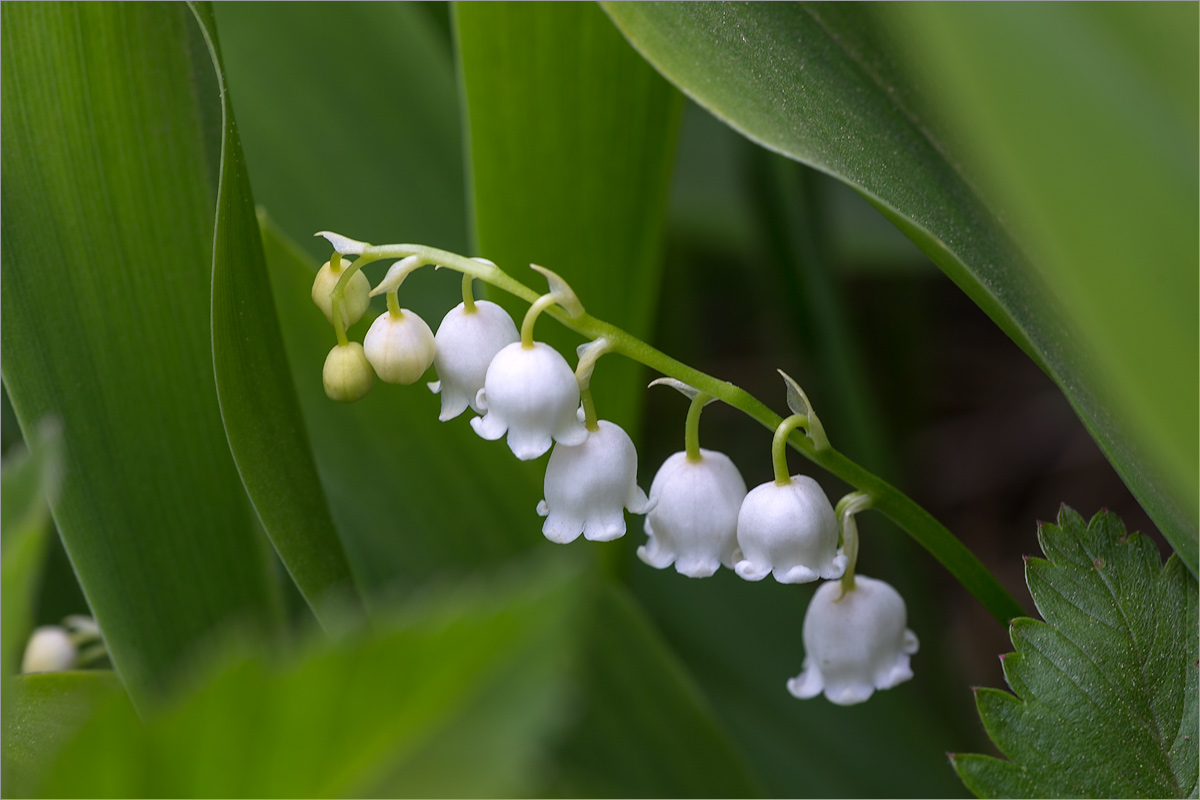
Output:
top-left (952, 508), bottom-right (1198, 797)
top-left (1, 2), bottom-right (279, 706)
top-left (454, 1), bottom-right (683, 435)
top-left (189, 3), bottom-right (364, 622)
top-left (601, 2), bottom-right (1198, 572)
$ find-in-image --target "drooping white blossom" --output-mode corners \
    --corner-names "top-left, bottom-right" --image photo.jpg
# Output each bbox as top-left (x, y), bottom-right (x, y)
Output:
top-left (428, 300), bottom-right (520, 420)
top-left (537, 419), bottom-right (652, 543)
top-left (364, 310), bottom-right (436, 384)
top-left (323, 342), bottom-right (375, 402)
top-left (471, 342), bottom-right (588, 460)
top-left (787, 575), bottom-right (919, 705)
top-left (311, 260), bottom-right (371, 327)
top-left (734, 476), bottom-right (846, 583)
top-left (21, 626), bottom-right (77, 673)
top-left (638, 449), bottom-right (747, 578)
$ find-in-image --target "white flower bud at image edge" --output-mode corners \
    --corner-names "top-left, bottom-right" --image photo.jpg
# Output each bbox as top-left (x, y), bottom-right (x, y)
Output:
top-left (364, 309), bottom-right (436, 385)
top-left (311, 260), bottom-right (371, 327)
top-left (735, 476), bottom-right (846, 584)
top-left (21, 626), bottom-right (77, 673)
top-left (638, 448), bottom-right (747, 578)
top-left (537, 419), bottom-right (652, 543)
top-left (471, 341), bottom-right (588, 460)
top-left (787, 575), bottom-right (919, 706)
top-left (323, 342), bottom-right (375, 402)
top-left (428, 300), bottom-right (520, 420)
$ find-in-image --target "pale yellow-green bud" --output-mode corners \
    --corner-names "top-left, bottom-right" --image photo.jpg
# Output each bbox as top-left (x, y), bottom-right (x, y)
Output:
top-left (312, 261), bottom-right (371, 327)
top-left (323, 342), bottom-right (374, 402)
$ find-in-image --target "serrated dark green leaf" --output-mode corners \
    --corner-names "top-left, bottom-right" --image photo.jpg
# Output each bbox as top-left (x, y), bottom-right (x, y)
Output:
top-left (953, 508), bottom-right (1199, 798)
top-left (601, 2), bottom-right (1199, 573)
top-left (1, 3), bottom-right (280, 706)
top-left (188, 3), bottom-right (365, 622)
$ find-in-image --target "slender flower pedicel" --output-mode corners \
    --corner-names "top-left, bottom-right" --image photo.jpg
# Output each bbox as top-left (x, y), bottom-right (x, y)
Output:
top-left (639, 382), bottom-right (747, 577)
top-left (786, 575), bottom-right (919, 705)
top-left (428, 268), bottom-right (520, 420)
top-left (537, 418), bottom-right (652, 543)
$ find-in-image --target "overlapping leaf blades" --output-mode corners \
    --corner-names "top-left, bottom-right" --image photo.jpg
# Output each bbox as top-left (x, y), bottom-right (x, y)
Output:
top-left (953, 508), bottom-right (1198, 798)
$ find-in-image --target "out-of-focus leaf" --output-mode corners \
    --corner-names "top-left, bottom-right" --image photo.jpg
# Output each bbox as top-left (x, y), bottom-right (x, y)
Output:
top-left (212, 1), bottom-right (468, 264)
top-left (454, 1), bottom-right (683, 436)
top-left (1, 3), bottom-right (279, 705)
top-left (32, 554), bottom-right (584, 798)
top-left (260, 218), bottom-right (543, 593)
top-left (953, 508), bottom-right (1198, 798)
top-left (189, 4), bottom-right (364, 622)
top-left (602, 2), bottom-right (1199, 573)
top-left (2, 671), bottom-right (133, 799)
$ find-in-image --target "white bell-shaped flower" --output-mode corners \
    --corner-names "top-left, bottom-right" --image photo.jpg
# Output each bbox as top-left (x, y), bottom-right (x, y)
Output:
top-left (428, 300), bottom-right (519, 420)
top-left (638, 449), bottom-right (747, 578)
top-left (470, 342), bottom-right (588, 460)
top-left (21, 626), bottom-right (77, 673)
top-left (787, 575), bottom-right (919, 706)
top-left (323, 342), bottom-right (374, 402)
top-left (536, 419), bottom-right (652, 543)
top-left (734, 476), bottom-right (846, 583)
top-left (311, 260), bottom-right (371, 327)
top-left (364, 309), bottom-right (436, 384)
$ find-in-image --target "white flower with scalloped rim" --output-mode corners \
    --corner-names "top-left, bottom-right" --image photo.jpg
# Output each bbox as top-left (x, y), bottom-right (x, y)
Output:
top-left (364, 309), bottom-right (436, 384)
top-left (428, 300), bottom-right (520, 420)
top-left (537, 419), bottom-right (652, 543)
top-left (471, 341), bottom-right (588, 460)
top-left (787, 575), bottom-right (919, 706)
top-left (311, 260), bottom-right (371, 327)
top-left (21, 626), bottom-right (77, 673)
top-left (734, 475), bottom-right (846, 583)
top-left (638, 448), bottom-right (747, 578)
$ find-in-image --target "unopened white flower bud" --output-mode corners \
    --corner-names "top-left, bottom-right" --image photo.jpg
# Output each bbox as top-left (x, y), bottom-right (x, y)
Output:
top-left (363, 310), bottom-right (436, 384)
top-left (428, 301), bottom-right (520, 420)
top-left (471, 342), bottom-right (588, 460)
top-left (787, 575), bottom-right (919, 706)
top-left (734, 476), bottom-right (846, 583)
top-left (537, 419), bottom-right (652, 543)
top-left (323, 342), bottom-right (374, 402)
top-left (638, 449), bottom-right (747, 578)
top-left (21, 626), bottom-right (77, 673)
top-left (312, 260), bottom-right (371, 327)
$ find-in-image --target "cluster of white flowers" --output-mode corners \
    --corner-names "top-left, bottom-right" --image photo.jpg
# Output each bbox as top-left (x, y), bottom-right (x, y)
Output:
top-left (312, 241), bottom-right (917, 705)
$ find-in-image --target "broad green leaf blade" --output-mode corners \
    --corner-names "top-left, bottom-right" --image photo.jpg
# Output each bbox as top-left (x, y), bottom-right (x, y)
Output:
top-left (211, 1), bottom-right (468, 264)
top-left (1, 3), bottom-right (279, 705)
top-left (454, 1), bottom-right (684, 435)
top-left (33, 554), bottom-right (585, 798)
top-left (601, 2), bottom-right (1199, 573)
top-left (2, 671), bottom-right (133, 799)
top-left (952, 508), bottom-right (1199, 798)
top-left (260, 218), bottom-right (544, 593)
top-left (189, 4), bottom-right (364, 621)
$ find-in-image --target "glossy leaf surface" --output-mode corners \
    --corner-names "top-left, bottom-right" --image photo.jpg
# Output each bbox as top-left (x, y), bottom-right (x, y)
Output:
top-left (1, 2), bottom-right (279, 705)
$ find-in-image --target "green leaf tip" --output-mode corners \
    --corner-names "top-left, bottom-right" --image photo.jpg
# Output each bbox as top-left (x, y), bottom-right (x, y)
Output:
top-left (954, 505), bottom-right (1198, 799)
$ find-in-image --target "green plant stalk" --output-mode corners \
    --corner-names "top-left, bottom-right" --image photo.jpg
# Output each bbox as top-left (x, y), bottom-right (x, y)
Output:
top-left (325, 239), bottom-right (1026, 624)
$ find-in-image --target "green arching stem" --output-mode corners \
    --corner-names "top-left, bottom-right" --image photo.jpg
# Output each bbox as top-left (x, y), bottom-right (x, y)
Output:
top-left (580, 387), bottom-right (600, 432)
top-left (324, 240), bottom-right (1027, 625)
top-left (684, 392), bottom-right (710, 462)
top-left (771, 414), bottom-right (809, 485)
top-left (331, 300), bottom-right (349, 347)
top-left (521, 293), bottom-right (558, 349)
top-left (835, 491), bottom-right (873, 594)
top-left (386, 290), bottom-right (403, 319)
top-left (461, 272), bottom-right (477, 312)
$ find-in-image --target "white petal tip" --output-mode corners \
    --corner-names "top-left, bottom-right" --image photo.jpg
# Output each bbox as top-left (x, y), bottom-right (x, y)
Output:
top-left (675, 559), bottom-right (719, 579)
top-left (427, 380), bottom-right (442, 394)
top-left (542, 517), bottom-right (583, 544)
top-left (787, 673), bottom-right (823, 700)
top-left (470, 413), bottom-right (506, 441)
top-left (734, 560), bottom-right (771, 582)
top-left (315, 231), bottom-right (368, 255)
top-left (775, 564), bottom-right (820, 584)
top-left (536, 500), bottom-right (550, 517)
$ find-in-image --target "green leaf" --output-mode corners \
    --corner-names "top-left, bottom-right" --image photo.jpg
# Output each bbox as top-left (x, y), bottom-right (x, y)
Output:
top-left (952, 507), bottom-right (1199, 798)
top-left (189, 3), bottom-right (365, 622)
top-left (2, 671), bottom-right (133, 799)
top-left (30, 554), bottom-right (584, 798)
top-left (1, 3), bottom-right (279, 705)
top-left (454, 1), bottom-right (684, 435)
top-left (601, 2), bottom-right (1199, 573)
